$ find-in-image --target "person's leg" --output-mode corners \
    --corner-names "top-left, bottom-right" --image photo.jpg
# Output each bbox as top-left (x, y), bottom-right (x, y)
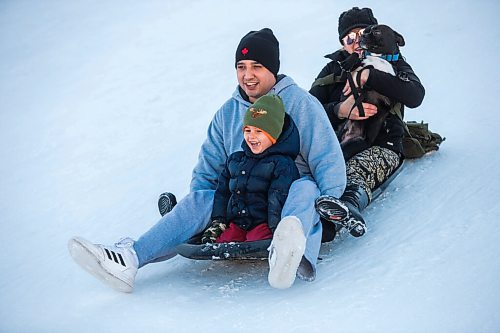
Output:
top-left (245, 223), bottom-right (272, 242)
top-left (316, 147), bottom-right (400, 236)
top-left (216, 223), bottom-right (247, 243)
top-left (134, 189), bottom-right (215, 267)
top-left (285, 177), bottom-right (322, 281)
top-left (268, 176), bottom-right (321, 288)
top-left (69, 189), bottom-right (214, 292)
top-left (346, 146), bottom-right (400, 201)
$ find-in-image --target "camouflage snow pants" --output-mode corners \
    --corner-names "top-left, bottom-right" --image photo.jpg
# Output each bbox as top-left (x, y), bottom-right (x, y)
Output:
top-left (346, 146), bottom-right (401, 202)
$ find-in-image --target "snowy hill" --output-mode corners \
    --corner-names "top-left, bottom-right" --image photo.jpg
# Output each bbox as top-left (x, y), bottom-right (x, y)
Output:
top-left (1, 0), bottom-right (500, 332)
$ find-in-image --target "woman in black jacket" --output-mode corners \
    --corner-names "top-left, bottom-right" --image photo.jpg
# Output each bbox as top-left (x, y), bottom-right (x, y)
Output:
top-left (201, 94), bottom-right (300, 243)
top-left (310, 7), bottom-right (425, 238)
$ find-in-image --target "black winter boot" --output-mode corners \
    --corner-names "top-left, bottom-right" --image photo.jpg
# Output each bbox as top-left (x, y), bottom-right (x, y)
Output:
top-left (315, 185), bottom-right (370, 237)
top-left (158, 192), bottom-right (177, 216)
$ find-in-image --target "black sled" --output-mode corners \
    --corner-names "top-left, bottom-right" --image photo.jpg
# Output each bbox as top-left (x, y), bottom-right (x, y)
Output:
top-left (176, 160), bottom-right (406, 260)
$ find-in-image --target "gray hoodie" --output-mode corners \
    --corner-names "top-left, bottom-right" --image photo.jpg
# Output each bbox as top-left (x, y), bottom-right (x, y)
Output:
top-left (190, 75), bottom-right (346, 198)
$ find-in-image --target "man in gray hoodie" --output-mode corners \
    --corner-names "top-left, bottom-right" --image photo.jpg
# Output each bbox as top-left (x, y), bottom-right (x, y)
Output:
top-left (68, 28), bottom-right (346, 292)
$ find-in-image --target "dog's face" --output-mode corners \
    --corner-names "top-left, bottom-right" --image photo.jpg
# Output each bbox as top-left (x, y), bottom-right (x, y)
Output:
top-left (360, 24), bottom-right (405, 55)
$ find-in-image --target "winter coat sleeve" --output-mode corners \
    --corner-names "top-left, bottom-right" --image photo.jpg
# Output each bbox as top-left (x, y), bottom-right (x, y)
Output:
top-left (267, 158), bottom-right (300, 231)
top-left (364, 58), bottom-right (425, 108)
top-left (309, 64), bottom-right (340, 118)
top-left (210, 161), bottom-right (231, 222)
top-left (190, 109), bottom-right (228, 192)
top-left (309, 59), bottom-right (348, 128)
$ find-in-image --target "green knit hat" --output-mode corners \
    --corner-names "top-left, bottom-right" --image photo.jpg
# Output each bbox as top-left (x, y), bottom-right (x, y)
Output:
top-left (243, 95), bottom-right (285, 143)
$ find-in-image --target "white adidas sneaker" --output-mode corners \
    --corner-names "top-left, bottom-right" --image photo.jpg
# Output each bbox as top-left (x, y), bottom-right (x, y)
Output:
top-left (68, 236), bottom-right (139, 293)
top-left (267, 216), bottom-right (306, 289)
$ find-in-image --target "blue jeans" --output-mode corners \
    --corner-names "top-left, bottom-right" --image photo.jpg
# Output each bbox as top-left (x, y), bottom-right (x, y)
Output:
top-left (133, 176), bottom-right (322, 280)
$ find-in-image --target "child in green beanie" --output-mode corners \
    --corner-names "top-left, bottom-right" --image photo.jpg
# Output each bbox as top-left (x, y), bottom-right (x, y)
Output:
top-left (202, 95), bottom-right (301, 243)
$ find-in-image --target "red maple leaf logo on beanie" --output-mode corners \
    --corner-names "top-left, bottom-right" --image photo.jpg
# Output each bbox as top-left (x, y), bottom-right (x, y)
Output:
top-left (242, 48), bottom-right (249, 55)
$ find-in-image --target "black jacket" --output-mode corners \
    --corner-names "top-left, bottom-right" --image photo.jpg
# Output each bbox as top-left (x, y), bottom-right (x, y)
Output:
top-left (211, 114), bottom-right (300, 232)
top-left (309, 49), bottom-right (425, 155)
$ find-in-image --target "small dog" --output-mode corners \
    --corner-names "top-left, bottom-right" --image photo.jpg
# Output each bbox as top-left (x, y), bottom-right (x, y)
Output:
top-left (339, 24), bottom-right (405, 160)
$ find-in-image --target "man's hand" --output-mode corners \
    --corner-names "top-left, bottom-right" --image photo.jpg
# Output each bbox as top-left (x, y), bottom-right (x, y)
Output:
top-left (201, 219), bottom-right (228, 243)
top-left (337, 94), bottom-right (378, 120)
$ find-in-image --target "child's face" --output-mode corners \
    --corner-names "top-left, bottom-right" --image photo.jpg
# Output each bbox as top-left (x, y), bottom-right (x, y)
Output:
top-left (243, 125), bottom-right (273, 154)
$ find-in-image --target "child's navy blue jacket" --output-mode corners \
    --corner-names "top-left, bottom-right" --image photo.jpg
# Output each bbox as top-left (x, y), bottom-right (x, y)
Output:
top-left (211, 114), bottom-right (300, 232)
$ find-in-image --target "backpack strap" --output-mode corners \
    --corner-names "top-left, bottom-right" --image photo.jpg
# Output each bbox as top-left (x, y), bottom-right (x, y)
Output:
top-left (310, 73), bottom-right (344, 89)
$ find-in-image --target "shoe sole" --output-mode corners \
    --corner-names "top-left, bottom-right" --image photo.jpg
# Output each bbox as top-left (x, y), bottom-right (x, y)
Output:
top-left (158, 193), bottom-right (176, 216)
top-left (68, 237), bottom-right (133, 293)
top-left (158, 198), bottom-right (170, 216)
top-left (268, 216), bottom-right (306, 289)
top-left (317, 198), bottom-right (366, 236)
top-left (316, 197), bottom-right (350, 224)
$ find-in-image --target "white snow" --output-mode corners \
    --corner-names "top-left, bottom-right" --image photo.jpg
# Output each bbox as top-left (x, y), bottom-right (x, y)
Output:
top-left (1, 0), bottom-right (500, 332)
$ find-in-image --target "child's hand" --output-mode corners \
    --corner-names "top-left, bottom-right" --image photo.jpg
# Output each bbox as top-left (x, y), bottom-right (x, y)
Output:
top-left (201, 220), bottom-right (227, 243)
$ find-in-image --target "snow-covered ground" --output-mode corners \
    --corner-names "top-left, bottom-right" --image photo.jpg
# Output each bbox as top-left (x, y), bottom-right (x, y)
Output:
top-left (1, 0), bottom-right (500, 332)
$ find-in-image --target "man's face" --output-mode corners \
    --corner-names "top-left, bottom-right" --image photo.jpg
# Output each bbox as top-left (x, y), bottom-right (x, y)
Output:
top-left (236, 60), bottom-right (277, 103)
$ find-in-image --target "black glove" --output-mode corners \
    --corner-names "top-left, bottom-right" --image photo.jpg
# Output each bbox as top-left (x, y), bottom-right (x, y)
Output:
top-left (201, 219), bottom-right (228, 244)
